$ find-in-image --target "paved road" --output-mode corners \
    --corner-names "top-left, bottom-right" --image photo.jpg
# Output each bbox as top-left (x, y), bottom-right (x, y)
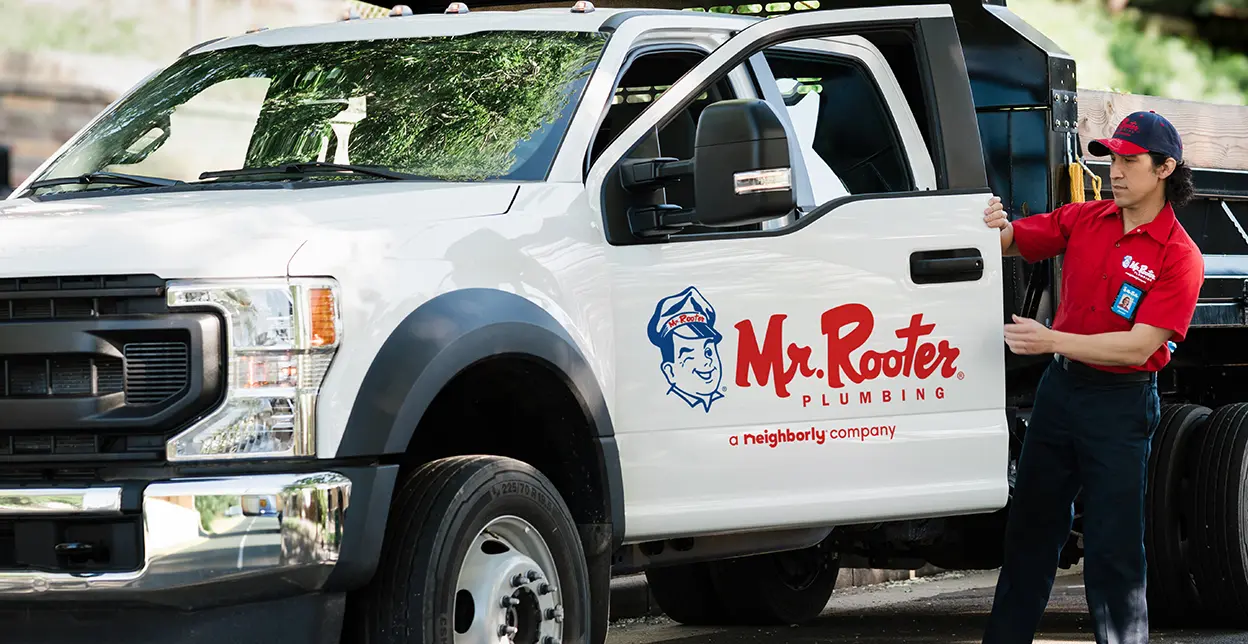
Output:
top-left (607, 568), bottom-right (1247, 644)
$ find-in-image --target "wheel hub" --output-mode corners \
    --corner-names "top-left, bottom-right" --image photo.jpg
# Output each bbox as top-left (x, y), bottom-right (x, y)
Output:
top-left (454, 515), bottom-right (563, 644)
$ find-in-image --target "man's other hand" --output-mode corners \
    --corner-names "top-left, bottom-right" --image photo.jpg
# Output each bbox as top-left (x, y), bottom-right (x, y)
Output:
top-left (1005, 314), bottom-right (1055, 355)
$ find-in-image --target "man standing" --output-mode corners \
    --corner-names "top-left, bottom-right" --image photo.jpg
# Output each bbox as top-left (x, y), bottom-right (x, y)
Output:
top-left (981, 111), bottom-right (1204, 644)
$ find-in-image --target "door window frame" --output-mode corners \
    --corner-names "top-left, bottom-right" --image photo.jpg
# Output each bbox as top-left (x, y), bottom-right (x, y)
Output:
top-left (761, 36), bottom-right (938, 192)
top-left (584, 7), bottom-right (989, 247)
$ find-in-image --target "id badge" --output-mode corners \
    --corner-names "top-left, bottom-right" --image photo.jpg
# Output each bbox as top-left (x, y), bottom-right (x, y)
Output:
top-left (1111, 282), bottom-right (1144, 321)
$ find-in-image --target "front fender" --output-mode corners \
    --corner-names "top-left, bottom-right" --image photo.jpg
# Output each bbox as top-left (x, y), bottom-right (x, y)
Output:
top-left (335, 287), bottom-right (624, 542)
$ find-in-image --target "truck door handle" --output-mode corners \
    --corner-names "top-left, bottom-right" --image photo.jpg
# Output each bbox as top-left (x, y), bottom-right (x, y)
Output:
top-left (909, 248), bottom-right (984, 284)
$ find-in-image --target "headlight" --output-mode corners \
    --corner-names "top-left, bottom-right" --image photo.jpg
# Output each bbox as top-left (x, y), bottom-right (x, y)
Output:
top-left (164, 278), bottom-right (341, 461)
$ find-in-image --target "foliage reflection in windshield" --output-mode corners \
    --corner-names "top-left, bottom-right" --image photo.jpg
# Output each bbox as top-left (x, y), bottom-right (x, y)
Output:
top-left (31, 30), bottom-right (608, 192)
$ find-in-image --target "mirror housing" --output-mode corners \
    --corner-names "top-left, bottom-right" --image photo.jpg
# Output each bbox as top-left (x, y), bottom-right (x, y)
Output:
top-left (620, 98), bottom-right (796, 237)
top-left (691, 98), bottom-right (795, 227)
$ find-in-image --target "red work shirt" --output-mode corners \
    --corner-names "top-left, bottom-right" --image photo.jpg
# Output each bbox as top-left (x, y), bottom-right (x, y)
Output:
top-left (1011, 198), bottom-right (1204, 373)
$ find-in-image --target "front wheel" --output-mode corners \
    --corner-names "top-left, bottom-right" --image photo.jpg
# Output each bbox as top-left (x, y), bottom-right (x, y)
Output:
top-left (345, 455), bottom-right (591, 644)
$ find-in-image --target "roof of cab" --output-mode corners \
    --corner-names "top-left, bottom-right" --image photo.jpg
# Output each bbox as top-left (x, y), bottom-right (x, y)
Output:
top-left (187, 6), bottom-right (757, 56)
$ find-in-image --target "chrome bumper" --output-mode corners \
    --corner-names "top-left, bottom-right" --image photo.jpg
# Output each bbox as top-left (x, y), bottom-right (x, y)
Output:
top-left (0, 472), bottom-right (350, 605)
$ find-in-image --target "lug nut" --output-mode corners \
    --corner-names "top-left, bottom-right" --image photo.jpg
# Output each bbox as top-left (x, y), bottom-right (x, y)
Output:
top-left (526, 570), bottom-right (543, 581)
top-left (545, 605), bottom-right (564, 622)
top-left (539, 583), bottom-right (556, 595)
top-left (511, 574), bottom-right (526, 587)
top-left (500, 596), bottom-right (520, 608)
top-left (499, 625), bottom-right (518, 637)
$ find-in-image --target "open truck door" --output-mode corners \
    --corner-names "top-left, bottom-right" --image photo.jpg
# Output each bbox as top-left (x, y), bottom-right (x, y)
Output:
top-left (587, 4), bottom-right (1008, 543)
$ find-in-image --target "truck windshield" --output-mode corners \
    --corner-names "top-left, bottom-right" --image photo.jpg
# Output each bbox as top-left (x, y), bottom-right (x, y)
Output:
top-left (26, 30), bottom-right (607, 195)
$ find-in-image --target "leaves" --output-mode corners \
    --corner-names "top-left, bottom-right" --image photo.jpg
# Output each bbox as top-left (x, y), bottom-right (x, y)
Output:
top-left (1012, 0), bottom-right (1248, 105)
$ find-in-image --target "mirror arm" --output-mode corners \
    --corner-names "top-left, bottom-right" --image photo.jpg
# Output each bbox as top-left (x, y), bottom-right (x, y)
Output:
top-left (620, 157), bottom-right (695, 193)
top-left (627, 204), bottom-right (698, 238)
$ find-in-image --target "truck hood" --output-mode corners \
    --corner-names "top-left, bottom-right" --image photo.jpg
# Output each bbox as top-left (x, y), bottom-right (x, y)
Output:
top-left (0, 182), bottom-right (519, 280)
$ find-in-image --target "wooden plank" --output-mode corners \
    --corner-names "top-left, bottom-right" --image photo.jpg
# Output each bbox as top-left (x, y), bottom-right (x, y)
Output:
top-left (1077, 89), bottom-right (1248, 171)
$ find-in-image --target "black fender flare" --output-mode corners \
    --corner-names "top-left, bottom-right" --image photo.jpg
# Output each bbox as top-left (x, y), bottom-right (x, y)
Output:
top-left (336, 287), bottom-right (625, 545)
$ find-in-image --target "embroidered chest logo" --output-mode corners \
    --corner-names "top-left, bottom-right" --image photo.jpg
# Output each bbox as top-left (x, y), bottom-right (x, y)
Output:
top-left (1121, 254), bottom-right (1157, 284)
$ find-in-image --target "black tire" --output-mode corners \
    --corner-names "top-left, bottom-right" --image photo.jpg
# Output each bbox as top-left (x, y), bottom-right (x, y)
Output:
top-left (1145, 403), bottom-right (1210, 626)
top-left (644, 562), bottom-right (733, 625)
top-left (705, 539), bottom-right (841, 626)
top-left (343, 455), bottom-right (591, 644)
top-left (1190, 403), bottom-right (1248, 628)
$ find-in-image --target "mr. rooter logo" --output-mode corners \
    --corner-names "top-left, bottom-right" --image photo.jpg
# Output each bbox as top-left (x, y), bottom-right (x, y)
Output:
top-left (733, 303), bottom-right (963, 406)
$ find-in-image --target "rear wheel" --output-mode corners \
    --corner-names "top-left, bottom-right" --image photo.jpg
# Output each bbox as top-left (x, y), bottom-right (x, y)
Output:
top-left (646, 539), bottom-right (840, 627)
top-left (706, 539), bottom-right (841, 625)
top-left (1190, 403), bottom-right (1248, 627)
top-left (644, 562), bottom-right (733, 625)
top-left (1145, 403), bottom-right (1210, 626)
top-left (345, 455), bottom-right (591, 644)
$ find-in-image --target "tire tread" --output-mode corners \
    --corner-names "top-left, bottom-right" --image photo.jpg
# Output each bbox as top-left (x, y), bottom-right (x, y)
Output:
top-left (1145, 403), bottom-right (1209, 626)
top-left (1191, 403), bottom-right (1248, 627)
top-left (349, 455), bottom-right (586, 644)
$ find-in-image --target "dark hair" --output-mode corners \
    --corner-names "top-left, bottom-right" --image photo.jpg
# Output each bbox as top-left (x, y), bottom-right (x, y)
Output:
top-left (1149, 151), bottom-right (1194, 208)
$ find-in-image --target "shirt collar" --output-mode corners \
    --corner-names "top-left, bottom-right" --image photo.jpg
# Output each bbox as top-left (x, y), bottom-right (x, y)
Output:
top-left (1097, 199), bottom-right (1175, 244)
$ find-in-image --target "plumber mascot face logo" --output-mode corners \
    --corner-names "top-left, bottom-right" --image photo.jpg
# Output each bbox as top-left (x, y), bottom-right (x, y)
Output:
top-left (648, 286), bottom-right (725, 412)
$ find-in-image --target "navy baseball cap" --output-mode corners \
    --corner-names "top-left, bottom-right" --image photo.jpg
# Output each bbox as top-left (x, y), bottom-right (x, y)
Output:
top-left (1088, 110), bottom-right (1183, 163)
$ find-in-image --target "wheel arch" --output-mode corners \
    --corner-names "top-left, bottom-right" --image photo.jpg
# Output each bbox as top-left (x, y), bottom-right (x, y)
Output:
top-left (336, 287), bottom-right (624, 545)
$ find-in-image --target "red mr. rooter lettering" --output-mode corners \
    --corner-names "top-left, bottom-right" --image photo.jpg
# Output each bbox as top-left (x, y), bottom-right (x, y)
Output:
top-left (734, 303), bottom-right (960, 398)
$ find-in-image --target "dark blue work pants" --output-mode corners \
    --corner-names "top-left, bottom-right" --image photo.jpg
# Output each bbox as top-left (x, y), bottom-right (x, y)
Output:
top-left (983, 357), bottom-right (1160, 644)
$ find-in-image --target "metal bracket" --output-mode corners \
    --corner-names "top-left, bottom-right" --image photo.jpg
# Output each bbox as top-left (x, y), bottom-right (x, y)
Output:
top-left (1051, 89), bottom-right (1078, 133)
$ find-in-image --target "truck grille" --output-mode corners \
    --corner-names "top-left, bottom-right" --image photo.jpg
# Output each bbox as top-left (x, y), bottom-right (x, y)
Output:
top-left (0, 274), bottom-right (171, 320)
top-left (124, 342), bottom-right (191, 405)
top-left (1, 356), bottom-right (124, 397)
top-left (0, 347), bottom-right (190, 404)
top-left (0, 274), bottom-right (223, 464)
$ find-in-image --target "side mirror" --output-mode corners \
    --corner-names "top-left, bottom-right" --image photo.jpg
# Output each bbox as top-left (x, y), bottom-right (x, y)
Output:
top-left (620, 98), bottom-right (795, 237)
top-left (692, 98), bottom-right (795, 227)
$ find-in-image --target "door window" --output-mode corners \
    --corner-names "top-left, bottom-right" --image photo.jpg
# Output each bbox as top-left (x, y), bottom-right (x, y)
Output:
top-left (764, 48), bottom-right (915, 195)
top-left (589, 48), bottom-right (736, 212)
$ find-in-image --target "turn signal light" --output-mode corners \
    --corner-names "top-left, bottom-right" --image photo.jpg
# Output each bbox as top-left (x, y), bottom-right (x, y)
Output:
top-left (445, 2), bottom-right (469, 12)
top-left (572, 0), bottom-right (595, 11)
top-left (390, 4), bottom-right (413, 15)
top-left (309, 287), bottom-right (338, 347)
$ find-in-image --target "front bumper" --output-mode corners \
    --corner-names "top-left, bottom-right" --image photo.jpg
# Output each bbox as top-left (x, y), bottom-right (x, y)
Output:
top-left (0, 469), bottom-right (386, 610)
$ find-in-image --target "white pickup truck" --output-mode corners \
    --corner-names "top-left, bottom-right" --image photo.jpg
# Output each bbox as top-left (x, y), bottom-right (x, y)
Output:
top-left (3, 1), bottom-right (1247, 643)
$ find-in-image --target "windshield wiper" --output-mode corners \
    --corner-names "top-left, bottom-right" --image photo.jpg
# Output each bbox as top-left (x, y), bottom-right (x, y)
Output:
top-left (25, 171), bottom-right (183, 191)
top-left (199, 162), bottom-right (418, 181)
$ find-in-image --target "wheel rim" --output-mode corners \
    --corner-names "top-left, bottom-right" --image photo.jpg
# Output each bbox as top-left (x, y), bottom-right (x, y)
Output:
top-left (454, 515), bottom-right (564, 644)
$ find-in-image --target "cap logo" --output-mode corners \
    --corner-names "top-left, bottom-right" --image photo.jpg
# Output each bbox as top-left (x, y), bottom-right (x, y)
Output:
top-left (1116, 120), bottom-right (1140, 136)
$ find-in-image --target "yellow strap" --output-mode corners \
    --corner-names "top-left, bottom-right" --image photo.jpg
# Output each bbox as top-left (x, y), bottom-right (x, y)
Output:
top-left (1068, 162), bottom-right (1103, 203)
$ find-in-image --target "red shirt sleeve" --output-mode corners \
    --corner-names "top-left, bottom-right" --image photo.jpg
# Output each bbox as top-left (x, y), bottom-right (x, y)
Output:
top-left (1134, 244), bottom-right (1204, 343)
top-left (1011, 202), bottom-right (1085, 263)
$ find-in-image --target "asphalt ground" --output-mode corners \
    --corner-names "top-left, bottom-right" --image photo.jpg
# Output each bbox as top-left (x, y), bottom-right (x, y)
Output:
top-left (606, 567), bottom-right (1248, 644)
